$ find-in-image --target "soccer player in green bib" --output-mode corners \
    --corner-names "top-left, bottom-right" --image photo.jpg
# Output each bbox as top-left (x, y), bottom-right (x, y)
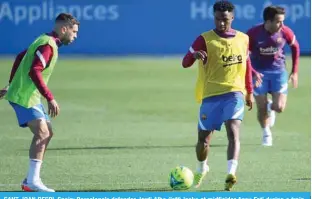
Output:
top-left (0, 13), bottom-right (79, 192)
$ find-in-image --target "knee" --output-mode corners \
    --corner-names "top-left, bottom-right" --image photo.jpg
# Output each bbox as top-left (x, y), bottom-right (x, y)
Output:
top-left (48, 131), bottom-right (54, 139)
top-left (198, 131), bottom-right (212, 146)
top-left (272, 104), bottom-right (285, 113)
top-left (36, 130), bottom-right (51, 140)
top-left (198, 135), bottom-right (209, 146)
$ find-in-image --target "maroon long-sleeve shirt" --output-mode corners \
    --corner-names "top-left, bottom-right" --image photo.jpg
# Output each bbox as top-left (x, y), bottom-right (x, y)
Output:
top-left (247, 24), bottom-right (300, 73)
top-left (182, 29), bottom-right (253, 94)
top-left (8, 32), bottom-right (62, 102)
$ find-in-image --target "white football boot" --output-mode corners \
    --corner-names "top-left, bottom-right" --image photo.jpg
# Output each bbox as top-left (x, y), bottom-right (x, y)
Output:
top-left (21, 178), bottom-right (55, 192)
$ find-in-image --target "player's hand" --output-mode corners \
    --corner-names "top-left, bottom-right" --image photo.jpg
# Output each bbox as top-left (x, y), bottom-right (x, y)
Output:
top-left (193, 50), bottom-right (207, 64)
top-left (288, 72), bottom-right (298, 88)
top-left (48, 99), bottom-right (60, 118)
top-left (245, 93), bottom-right (254, 111)
top-left (253, 72), bottom-right (264, 88)
top-left (0, 85), bottom-right (9, 100)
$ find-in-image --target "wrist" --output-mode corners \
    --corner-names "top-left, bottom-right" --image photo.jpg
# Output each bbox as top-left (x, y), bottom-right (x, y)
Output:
top-left (47, 97), bottom-right (54, 102)
top-left (192, 52), bottom-right (197, 59)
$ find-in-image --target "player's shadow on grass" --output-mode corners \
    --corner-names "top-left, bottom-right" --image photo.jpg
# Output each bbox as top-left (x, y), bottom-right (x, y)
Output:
top-left (0, 191), bottom-right (24, 192)
top-left (58, 188), bottom-right (223, 192)
top-left (46, 144), bottom-right (227, 151)
top-left (294, 178), bottom-right (311, 181)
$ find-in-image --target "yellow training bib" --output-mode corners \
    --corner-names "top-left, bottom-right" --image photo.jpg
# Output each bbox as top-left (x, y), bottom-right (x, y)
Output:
top-left (195, 30), bottom-right (249, 103)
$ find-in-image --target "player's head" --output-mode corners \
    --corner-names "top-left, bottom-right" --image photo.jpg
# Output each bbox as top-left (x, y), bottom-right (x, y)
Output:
top-left (263, 6), bottom-right (285, 33)
top-left (54, 13), bottom-right (80, 45)
top-left (213, 1), bottom-right (235, 33)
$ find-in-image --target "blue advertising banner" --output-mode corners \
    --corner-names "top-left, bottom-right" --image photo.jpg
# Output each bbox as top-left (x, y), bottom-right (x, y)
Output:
top-left (0, 0), bottom-right (310, 55)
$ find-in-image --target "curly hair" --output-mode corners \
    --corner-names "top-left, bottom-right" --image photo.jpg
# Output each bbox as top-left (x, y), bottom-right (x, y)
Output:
top-left (213, 0), bottom-right (235, 12)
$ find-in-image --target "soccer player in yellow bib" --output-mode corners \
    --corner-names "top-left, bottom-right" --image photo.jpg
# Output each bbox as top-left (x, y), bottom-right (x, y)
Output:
top-left (182, 1), bottom-right (254, 191)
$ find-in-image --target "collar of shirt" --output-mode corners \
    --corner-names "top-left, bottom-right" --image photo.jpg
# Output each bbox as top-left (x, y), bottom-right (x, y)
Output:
top-left (47, 31), bottom-right (63, 47)
top-left (213, 28), bottom-right (236, 38)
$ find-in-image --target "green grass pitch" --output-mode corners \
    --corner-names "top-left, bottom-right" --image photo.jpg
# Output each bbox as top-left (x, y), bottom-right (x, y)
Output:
top-left (0, 56), bottom-right (310, 192)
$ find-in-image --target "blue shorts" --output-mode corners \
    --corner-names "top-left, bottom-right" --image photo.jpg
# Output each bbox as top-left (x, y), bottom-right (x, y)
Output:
top-left (198, 92), bottom-right (245, 131)
top-left (9, 102), bottom-right (50, 128)
top-left (253, 71), bottom-right (288, 96)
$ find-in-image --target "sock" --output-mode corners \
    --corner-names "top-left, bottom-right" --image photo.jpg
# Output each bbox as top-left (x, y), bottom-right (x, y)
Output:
top-left (197, 159), bottom-right (209, 173)
top-left (227, 159), bottom-right (238, 175)
top-left (262, 126), bottom-right (272, 137)
top-left (27, 159), bottom-right (42, 183)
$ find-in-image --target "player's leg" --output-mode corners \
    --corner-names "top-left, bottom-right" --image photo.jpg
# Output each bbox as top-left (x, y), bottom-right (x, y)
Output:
top-left (254, 95), bottom-right (270, 128)
top-left (253, 73), bottom-right (272, 146)
top-left (221, 92), bottom-right (244, 191)
top-left (264, 71), bottom-right (288, 146)
top-left (224, 119), bottom-right (241, 191)
top-left (9, 102), bottom-right (55, 192)
top-left (254, 95), bottom-right (272, 146)
top-left (22, 119), bottom-right (55, 192)
top-left (194, 129), bottom-right (213, 188)
top-left (46, 122), bottom-right (54, 152)
top-left (270, 71), bottom-right (288, 114)
top-left (194, 98), bottom-right (222, 188)
top-left (28, 119), bottom-right (51, 160)
top-left (271, 93), bottom-right (287, 113)
top-left (196, 130), bottom-right (213, 167)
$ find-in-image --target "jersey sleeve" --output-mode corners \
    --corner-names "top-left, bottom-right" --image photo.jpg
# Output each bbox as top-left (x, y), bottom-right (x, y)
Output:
top-left (246, 28), bottom-right (256, 52)
top-left (182, 35), bottom-right (207, 68)
top-left (28, 44), bottom-right (55, 101)
top-left (283, 26), bottom-right (296, 46)
top-left (283, 26), bottom-right (300, 73)
top-left (9, 50), bottom-right (27, 83)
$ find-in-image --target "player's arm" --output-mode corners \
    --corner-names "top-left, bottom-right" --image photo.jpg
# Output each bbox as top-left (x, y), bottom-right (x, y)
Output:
top-left (0, 50), bottom-right (27, 99)
top-left (248, 54), bottom-right (263, 88)
top-left (245, 38), bottom-right (255, 110)
top-left (182, 35), bottom-right (207, 68)
top-left (9, 50), bottom-right (27, 83)
top-left (284, 26), bottom-right (300, 74)
top-left (283, 26), bottom-right (300, 88)
top-left (245, 56), bottom-right (254, 110)
top-left (245, 58), bottom-right (253, 94)
top-left (246, 28), bottom-right (263, 86)
top-left (29, 45), bottom-right (54, 101)
top-left (246, 29), bottom-right (258, 75)
top-left (29, 45), bottom-right (60, 117)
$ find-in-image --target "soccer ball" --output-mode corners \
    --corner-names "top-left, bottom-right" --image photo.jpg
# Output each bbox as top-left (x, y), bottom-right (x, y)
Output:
top-left (169, 166), bottom-right (194, 190)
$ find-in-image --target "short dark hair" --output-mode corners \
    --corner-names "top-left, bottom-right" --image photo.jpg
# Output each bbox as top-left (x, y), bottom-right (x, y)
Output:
top-left (213, 0), bottom-right (235, 13)
top-left (263, 6), bottom-right (285, 21)
top-left (55, 13), bottom-right (80, 27)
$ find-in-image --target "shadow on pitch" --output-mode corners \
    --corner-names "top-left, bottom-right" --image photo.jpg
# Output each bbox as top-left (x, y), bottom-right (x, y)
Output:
top-left (0, 189), bottom-right (223, 192)
top-left (46, 144), bottom-right (227, 151)
top-left (0, 191), bottom-right (24, 192)
top-left (198, 189), bottom-right (226, 192)
top-left (58, 188), bottom-right (225, 192)
top-left (294, 177), bottom-right (311, 181)
top-left (58, 187), bottom-right (172, 192)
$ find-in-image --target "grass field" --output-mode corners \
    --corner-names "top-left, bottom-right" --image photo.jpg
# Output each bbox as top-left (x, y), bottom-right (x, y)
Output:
top-left (0, 56), bottom-right (310, 192)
